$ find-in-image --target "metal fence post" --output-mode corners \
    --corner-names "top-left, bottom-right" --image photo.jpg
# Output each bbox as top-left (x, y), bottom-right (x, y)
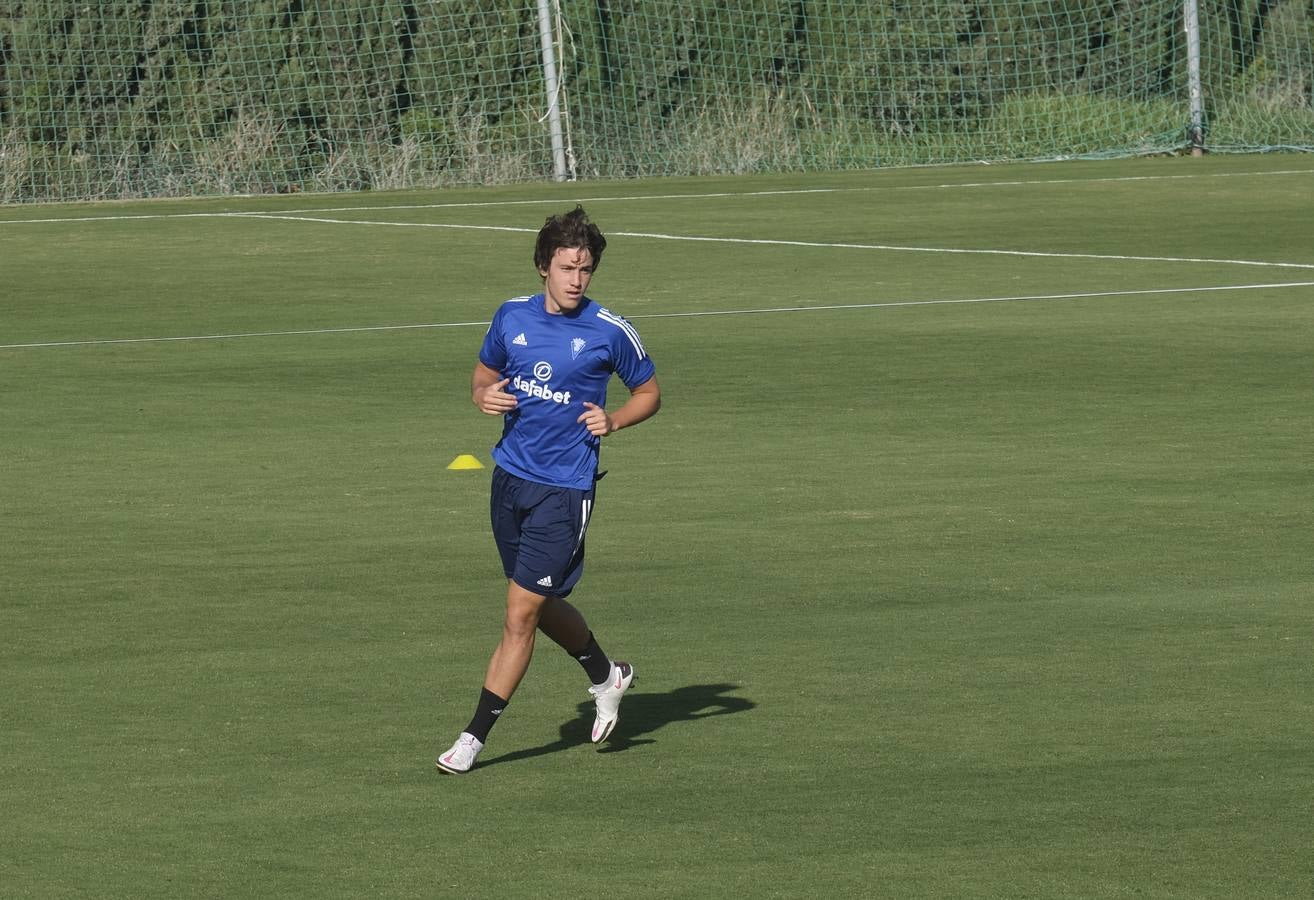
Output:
top-left (537, 0), bottom-right (570, 181)
top-left (1184, 0), bottom-right (1205, 156)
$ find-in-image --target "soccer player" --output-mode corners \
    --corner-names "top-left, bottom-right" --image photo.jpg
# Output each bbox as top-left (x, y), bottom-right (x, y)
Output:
top-left (436, 206), bottom-right (661, 775)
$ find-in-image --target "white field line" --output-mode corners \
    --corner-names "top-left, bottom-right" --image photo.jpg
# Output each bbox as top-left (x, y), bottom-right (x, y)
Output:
top-left (224, 166), bottom-right (1314, 217)
top-left (24, 202), bottom-right (1309, 272)
top-left (4, 280), bottom-right (1311, 350)
top-left (615, 229), bottom-right (1314, 271)
top-left (219, 213), bottom-right (1314, 272)
top-left (1, 167), bottom-right (1310, 226)
top-left (0, 320), bottom-right (490, 349)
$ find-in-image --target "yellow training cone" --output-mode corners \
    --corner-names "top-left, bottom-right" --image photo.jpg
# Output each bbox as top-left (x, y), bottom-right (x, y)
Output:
top-left (447, 454), bottom-right (485, 471)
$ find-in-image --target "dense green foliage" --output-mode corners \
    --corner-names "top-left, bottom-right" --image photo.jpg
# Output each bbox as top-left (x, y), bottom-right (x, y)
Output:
top-left (1, 1), bottom-right (1311, 199)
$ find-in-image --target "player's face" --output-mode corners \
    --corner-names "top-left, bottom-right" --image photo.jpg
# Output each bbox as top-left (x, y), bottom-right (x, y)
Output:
top-left (539, 246), bottom-right (594, 314)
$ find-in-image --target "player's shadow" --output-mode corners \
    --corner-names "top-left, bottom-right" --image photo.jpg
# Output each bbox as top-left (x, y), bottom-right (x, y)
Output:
top-left (478, 682), bottom-right (754, 769)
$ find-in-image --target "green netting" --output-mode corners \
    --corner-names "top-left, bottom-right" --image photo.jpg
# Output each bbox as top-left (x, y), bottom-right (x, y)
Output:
top-left (1, 1), bottom-right (1310, 202)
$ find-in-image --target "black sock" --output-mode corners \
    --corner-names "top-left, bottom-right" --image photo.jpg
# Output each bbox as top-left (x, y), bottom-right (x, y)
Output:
top-left (572, 632), bottom-right (613, 685)
top-left (464, 688), bottom-right (509, 743)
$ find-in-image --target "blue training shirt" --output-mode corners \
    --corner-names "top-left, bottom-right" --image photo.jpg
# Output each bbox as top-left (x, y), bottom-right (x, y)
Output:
top-left (479, 293), bottom-right (656, 490)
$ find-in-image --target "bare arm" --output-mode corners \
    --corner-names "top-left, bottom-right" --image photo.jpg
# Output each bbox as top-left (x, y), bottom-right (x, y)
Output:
top-left (472, 361), bottom-right (517, 415)
top-left (577, 376), bottom-right (661, 437)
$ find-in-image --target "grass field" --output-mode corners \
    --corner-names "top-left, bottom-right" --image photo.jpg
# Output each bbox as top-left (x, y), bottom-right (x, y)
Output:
top-left (3, 155), bottom-right (1313, 898)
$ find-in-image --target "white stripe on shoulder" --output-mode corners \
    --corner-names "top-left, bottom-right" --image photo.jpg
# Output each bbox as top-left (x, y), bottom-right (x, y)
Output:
top-left (595, 308), bottom-right (646, 359)
top-left (507, 295), bottom-right (533, 303)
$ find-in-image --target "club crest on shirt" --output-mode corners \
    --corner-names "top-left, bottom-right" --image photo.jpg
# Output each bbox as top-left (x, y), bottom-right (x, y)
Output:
top-left (571, 337), bottom-right (587, 359)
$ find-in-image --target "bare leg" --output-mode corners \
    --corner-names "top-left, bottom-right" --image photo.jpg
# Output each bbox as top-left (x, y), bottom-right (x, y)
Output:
top-left (482, 582), bottom-right (548, 700)
top-left (537, 594), bottom-right (591, 655)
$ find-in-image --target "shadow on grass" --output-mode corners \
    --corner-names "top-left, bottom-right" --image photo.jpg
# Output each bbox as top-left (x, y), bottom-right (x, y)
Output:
top-left (478, 682), bottom-right (754, 770)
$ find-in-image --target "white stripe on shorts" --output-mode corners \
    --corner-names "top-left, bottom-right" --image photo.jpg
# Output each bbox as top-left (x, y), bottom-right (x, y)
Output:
top-left (576, 498), bottom-right (592, 550)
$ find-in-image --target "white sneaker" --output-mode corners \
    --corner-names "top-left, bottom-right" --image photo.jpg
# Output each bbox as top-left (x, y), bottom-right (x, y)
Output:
top-left (435, 732), bottom-right (484, 774)
top-left (589, 661), bottom-right (634, 743)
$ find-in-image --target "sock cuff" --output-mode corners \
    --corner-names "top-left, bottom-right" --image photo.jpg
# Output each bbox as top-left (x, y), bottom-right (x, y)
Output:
top-left (572, 631), bottom-right (599, 661)
top-left (572, 632), bottom-right (613, 685)
top-left (480, 687), bottom-right (509, 707)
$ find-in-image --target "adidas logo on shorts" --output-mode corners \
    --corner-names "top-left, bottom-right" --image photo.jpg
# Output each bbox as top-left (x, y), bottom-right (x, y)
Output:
top-left (537, 575), bottom-right (553, 587)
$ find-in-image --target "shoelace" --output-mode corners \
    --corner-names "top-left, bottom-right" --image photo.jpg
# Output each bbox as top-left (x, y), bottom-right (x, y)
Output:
top-left (449, 736), bottom-right (479, 760)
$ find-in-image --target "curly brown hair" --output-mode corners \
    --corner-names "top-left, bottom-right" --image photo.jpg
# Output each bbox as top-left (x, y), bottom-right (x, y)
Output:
top-left (534, 205), bottom-right (607, 274)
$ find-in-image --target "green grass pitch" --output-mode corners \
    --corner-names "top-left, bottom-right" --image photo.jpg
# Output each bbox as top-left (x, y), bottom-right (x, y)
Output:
top-left (3, 155), bottom-right (1313, 898)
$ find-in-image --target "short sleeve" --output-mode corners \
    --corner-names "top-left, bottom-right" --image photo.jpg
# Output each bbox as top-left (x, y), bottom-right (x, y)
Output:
top-left (479, 305), bottom-right (508, 371)
top-left (605, 312), bottom-right (656, 389)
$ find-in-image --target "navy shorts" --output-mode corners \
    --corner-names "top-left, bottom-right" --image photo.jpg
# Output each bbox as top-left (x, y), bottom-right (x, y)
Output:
top-left (490, 467), bottom-right (596, 598)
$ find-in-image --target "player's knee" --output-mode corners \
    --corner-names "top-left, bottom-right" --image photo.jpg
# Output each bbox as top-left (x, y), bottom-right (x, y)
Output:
top-left (503, 587), bottom-right (545, 637)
